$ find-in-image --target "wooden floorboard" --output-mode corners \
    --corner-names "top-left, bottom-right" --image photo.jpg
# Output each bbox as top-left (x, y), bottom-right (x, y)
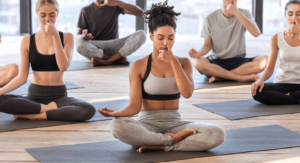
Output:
top-left (1, 35), bottom-right (300, 163)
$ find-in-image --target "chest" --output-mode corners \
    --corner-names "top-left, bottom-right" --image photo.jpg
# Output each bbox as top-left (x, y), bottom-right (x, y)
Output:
top-left (35, 37), bottom-right (55, 55)
top-left (150, 62), bottom-right (174, 78)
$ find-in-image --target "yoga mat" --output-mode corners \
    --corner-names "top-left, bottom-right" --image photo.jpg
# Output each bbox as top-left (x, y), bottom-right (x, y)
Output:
top-left (194, 73), bottom-right (276, 90)
top-left (0, 99), bottom-right (129, 132)
top-left (194, 99), bottom-right (300, 120)
top-left (3, 80), bottom-right (84, 95)
top-left (26, 125), bottom-right (300, 163)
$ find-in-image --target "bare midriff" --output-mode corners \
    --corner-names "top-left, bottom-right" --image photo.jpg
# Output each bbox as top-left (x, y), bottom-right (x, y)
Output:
top-left (140, 99), bottom-right (179, 111)
top-left (32, 71), bottom-right (65, 86)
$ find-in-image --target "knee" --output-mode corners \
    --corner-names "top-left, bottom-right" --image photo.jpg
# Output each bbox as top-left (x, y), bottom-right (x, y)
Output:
top-left (135, 30), bottom-right (147, 43)
top-left (258, 56), bottom-right (268, 71)
top-left (78, 102), bottom-right (96, 121)
top-left (5, 64), bottom-right (19, 80)
top-left (193, 57), bottom-right (207, 72)
top-left (210, 125), bottom-right (226, 147)
top-left (76, 37), bottom-right (88, 50)
top-left (110, 117), bottom-right (130, 138)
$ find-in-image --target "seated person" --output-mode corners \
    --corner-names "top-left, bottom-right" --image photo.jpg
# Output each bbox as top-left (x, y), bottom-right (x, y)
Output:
top-left (0, 0), bottom-right (95, 121)
top-left (76, 0), bottom-right (147, 67)
top-left (98, 1), bottom-right (225, 153)
top-left (190, 0), bottom-right (268, 83)
top-left (0, 33), bottom-right (19, 87)
top-left (252, 0), bottom-right (300, 105)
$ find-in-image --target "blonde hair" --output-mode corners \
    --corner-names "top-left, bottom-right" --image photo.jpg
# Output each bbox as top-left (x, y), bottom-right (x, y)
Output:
top-left (36, 0), bottom-right (59, 13)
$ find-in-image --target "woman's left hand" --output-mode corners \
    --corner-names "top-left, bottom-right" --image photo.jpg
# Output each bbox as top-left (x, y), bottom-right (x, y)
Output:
top-left (45, 20), bottom-right (58, 37)
top-left (98, 107), bottom-right (119, 117)
top-left (158, 42), bottom-right (176, 63)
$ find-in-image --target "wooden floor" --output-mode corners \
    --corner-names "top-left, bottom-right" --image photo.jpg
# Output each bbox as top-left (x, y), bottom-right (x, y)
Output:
top-left (1, 35), bottom-right (300, 163)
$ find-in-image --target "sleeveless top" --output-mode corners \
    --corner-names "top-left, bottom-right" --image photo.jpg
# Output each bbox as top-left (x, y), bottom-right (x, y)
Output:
top-left (29, 31), bottom-right (64, 71)
top-left (274, 31), bottom-right (300, 84)
top-left (142, 53), bottom-right (181, 100)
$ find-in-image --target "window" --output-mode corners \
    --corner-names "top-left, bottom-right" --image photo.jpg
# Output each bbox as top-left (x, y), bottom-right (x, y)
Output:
top-left (0, 0), bottom-right (20, 35)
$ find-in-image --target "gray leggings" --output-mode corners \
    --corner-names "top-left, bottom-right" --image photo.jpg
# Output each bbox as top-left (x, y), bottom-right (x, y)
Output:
top-left (110, 110), bottom-right (226, 151)
top-left (0, 83), bottom-right (95, 121)
top-left (76, 30), bottom-right (147, 59)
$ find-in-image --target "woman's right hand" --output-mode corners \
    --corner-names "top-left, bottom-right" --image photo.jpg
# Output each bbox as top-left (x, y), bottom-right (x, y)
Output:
top-left (251, 79), bottom-right (264, 96)
top-left (98, 107), bottom-right (119, 117)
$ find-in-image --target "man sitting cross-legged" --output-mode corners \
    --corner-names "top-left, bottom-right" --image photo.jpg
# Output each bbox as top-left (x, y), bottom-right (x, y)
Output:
top-left (76, 0), bottom-right (147, 67)
top-left (0, 33), bottom-right (19, 87)
top-left (189, 0), bottom-right (268, 83)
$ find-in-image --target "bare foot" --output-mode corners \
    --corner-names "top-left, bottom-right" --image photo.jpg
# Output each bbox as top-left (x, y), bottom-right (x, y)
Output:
top-left (14, 113), bottom-right (45, 120)
top-left (47, 102), bottom-right (58, 110)
top-left (285, 92), bottom-right (290, 96)
top-left (137, 145), bottom-right (165, 153)
top-left (114, 57), bottom-right (129, 65)
top-left (239, 74), bottom-right (260, 82)
top-left (165, 129), bottom-right (197, 144)
top-left (91, 58), bottom-right (110, 67)
top-left (209, 76), bottom-right (224, 83)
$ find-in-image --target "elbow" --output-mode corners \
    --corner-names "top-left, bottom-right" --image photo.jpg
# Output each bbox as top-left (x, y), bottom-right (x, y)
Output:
top-left (182, 91), bottom-right (193, 99)
top-left (58, 65), bottom-right (69, 72)
top-left (253, 31), bottom-right (261, 38)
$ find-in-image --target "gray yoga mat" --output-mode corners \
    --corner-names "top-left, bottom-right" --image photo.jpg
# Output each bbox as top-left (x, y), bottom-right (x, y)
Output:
top-left (3, 80), bottom-right (84, 95)
top-left (194, 99), bottom-right (300, 120)
top-left (0, 99), bottom-right (129, 132)
top-left (194, 73), bottom-right (275, 90)
top-left (26, 125), bottom-right (300, 163)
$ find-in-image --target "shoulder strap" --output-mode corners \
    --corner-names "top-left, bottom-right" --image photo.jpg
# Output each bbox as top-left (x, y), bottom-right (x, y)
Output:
top-left (142, 53), bottom-right (152, 82)
top-left (29, 33), bottom-right (36, 54)
top-left (59, 31), bottom-right (64, 48)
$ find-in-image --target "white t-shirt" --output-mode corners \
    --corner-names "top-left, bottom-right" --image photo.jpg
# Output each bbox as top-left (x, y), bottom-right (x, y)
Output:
top-left (274, 31), bottom-right (300, 84)
top-left (201, 9), bottom-right (256, 59)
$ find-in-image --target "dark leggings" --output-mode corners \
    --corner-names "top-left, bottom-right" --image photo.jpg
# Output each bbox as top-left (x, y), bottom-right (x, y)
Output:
top-left (0, 83), bottom-right (96, 121)
top-left (253, 83), bottom-right (300, 105)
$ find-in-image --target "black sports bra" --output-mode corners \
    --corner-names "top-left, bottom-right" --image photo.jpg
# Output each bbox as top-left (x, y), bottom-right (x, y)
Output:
top-left (142, 53), bottom-right (181, 101)
top-left (29, 31), bottom-right (64, 71)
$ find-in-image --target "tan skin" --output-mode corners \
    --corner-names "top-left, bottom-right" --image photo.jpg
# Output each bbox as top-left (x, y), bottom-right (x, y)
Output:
top-left (0, 4), bottom-right (74, 120)
top-left (252, 4), bottom-right (300, 96)
top-left (189, 0), bottom-right (268, 83)
top-left (98, 26), bottom-right (196, 153)
top-left (77, 0), bottom-right (144, 67)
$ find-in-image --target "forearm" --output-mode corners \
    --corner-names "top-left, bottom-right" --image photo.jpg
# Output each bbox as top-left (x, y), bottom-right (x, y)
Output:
top-left (260, 67), bottom-right (274, 81)
top-left (197, 45), bottom-right (211, 57)
top-left (171, 58), bottom-right (193, 98)
top-left (52, 33), bottom-right (70, 71)
top-left (235, 10), bottom-right (260, 37)
top-left (114, 104), bottom-right (140, 117)
top-left (0, 76), bottom-right (27, 95)
top-left (117, 1), bottom-right (143, 16)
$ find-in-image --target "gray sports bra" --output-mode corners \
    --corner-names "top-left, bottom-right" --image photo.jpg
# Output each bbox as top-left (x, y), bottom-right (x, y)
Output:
top-left (142, 53), bottom-right (181, 100)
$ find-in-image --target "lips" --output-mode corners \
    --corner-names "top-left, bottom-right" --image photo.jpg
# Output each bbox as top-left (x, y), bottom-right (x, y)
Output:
top-left (160, 48), bottom-right (168, 50)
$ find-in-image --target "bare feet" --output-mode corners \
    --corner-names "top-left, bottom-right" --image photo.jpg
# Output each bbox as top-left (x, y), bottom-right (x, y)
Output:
top-left (166, 129), bottom-right (197, 144)
top-left (91, 57), bottom-right (111, 67)
top-left (239, 74), bottom-right (260, 82)
top-left (285, 92), bottom-right (290, 96)
top-left (137, 145), bottom-right (165, 153)
top-left (209, 76), bottom-right (224, 83)
top-left (14, 113), bottom-right (47, 120)
top-left (114, 57), bottom-right (129, 65)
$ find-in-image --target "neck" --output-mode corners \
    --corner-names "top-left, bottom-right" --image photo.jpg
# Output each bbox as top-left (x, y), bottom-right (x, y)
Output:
top-left (222, 9), bottom-right (234, 19)
top-left (37, 28), bottom-right (51, 37)
top-left (94, 1), bottom-right (103, 8)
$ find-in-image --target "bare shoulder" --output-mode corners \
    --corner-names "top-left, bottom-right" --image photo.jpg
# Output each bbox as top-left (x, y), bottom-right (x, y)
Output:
top-left (130, 56), bottom-right (148, 75)
top-left (271, 34), bottom-right (278, 46)
top-left (63, 33), bottom-right (74, 41)
top-left (21, 35), bottom-right (30, 52)
top-left (176, 56), bottom-right (192, 66)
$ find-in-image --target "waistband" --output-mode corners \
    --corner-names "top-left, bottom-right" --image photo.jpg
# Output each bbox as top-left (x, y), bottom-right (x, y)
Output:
top-left (27, 83), bottom-right (67, 99)
top-left (138, 109), bottom-right (181, 122)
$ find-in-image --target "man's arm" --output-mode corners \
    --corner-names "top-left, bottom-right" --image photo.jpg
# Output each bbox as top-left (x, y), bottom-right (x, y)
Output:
top-left (0, 33), bottom-right (2, 43)
top-left (227, 2), bottom-right (260, 37)
top-left (101, 0), bottom-right (143, 16)
top-left (189, 39), bottom-right (212, 59)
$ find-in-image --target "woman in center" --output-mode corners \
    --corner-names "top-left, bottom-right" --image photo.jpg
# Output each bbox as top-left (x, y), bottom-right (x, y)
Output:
top-left (98, 0), bottom-right (225, 153)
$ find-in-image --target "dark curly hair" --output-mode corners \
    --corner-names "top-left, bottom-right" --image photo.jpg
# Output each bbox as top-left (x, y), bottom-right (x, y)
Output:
top-left (143, 0), bottom-right (181, 33)
top-left (285, 0), bottom-right (300, 14)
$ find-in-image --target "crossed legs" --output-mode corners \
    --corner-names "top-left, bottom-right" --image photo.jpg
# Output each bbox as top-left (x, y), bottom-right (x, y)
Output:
top-left (193, 56), bottom-right (268, 82)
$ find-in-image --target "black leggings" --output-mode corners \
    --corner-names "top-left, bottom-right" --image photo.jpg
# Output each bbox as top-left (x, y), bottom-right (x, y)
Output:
top-left (253, 83), bottom-right (300, 105)
top-left (0, 83), bottom-right (96, 121)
